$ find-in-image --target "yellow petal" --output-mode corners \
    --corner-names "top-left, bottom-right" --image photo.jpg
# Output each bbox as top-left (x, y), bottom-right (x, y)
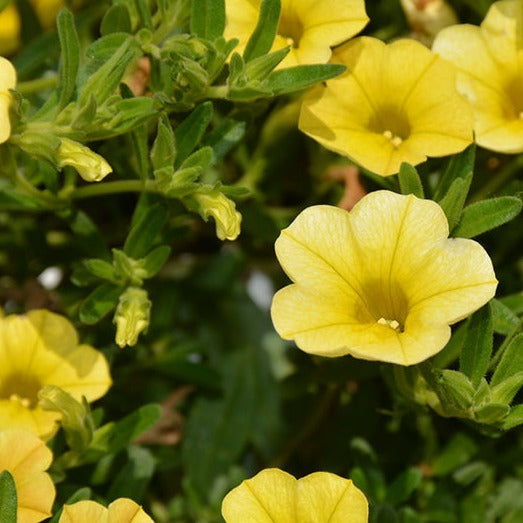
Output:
top-left (0, 5), bottom-right (21, 56)
top-left (60, 501), bottom-right (108, 523)
top-left (107, 498), bottom-right (155, 523)
top-left (0, 429), bottom-right (55, 523)
top-left (297, 473), bottom-right (368, 523)
top-left (0, 401), bottom-right (60, 440)
top-left (222, 468), bottom-right (297, 522)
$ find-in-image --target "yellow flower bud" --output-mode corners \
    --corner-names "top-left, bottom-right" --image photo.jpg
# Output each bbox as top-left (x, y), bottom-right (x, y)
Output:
top-left (58, 138), bottom-right (112, 182)
top-left (114, 287), bottom-right (151, 348)
top-left (401, 0), bottom-right (458, 44)
top-left (194, 192), bottom-right (242, 241)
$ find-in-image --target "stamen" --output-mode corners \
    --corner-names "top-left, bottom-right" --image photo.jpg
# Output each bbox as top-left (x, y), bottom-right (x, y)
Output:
top-left (383, 130), bottom-right (403, 148)
top-left (286, 37), bottom-right (295, 46)
top-left (9, 394), bottom-right (31, 408)
top-left (377, 317), bottom-right (402, 331)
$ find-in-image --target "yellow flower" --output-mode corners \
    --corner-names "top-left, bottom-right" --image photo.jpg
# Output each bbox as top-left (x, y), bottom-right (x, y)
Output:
top-left (0, 309), bottom-right (112, 439)
top-left (271, 191), bottom-right (497, 366)
top-left (59, 498), bottom-right (154, 523)
top-left (432, 0), bottom-right (523, 153)
top-left (222, 468), bottom-right (368, 522)
top-left (0, 55), bottom-right (16, 144)
top-left (0, 429), bottom-right (56, 523)
top-left (58, 138), bottom-right (113, 182)
top-left (224, 0), bottom-right (368, 68)
top-left (299, 37), bottom-right (473, 176)
top-left (0, 3), bottom-right (21, 56)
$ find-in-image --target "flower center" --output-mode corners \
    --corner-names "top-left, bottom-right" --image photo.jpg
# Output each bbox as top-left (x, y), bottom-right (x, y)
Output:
top-left (278, 11), bottom-right (304, 48)
top-left (0, 373), bottom-right (42, 408)
top-left (360, 279), bottom-right (409, 333)
top-left (368, 106), bottom-right (411, 147)
top-left (504, 75), bottom-right (523, 120)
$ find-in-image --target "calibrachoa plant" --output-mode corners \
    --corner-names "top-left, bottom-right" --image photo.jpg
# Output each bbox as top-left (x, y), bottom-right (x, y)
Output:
top-left (0, 0), bottom-right (521, 522)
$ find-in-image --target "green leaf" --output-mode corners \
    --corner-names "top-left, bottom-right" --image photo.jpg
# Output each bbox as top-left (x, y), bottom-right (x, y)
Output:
top-left (151, 116), bottom-right (177, 171)
top-left (142, 245), bottom-right (172, 277)
top-left (79, 34), bottom-right (141, 107)
top-left (502, 405), bottom-right (523, 430)
top-left (134, 0), bottom-right (153, 30)
top-left (202, 119), bottom-right (246, 161)
top-left (178, 145), bottom-right (214, 172)
top-left (491, 373), bottom-right (523, 404)
top-left (0, 471), bottom-right (17, 523)
top-left (57, 9), bottom-right (80, 111)
top-left (453, 196), bottom-right (522, 238)
top-left (386, 467), bottom-right (422, 506)
top-left (491, 333), bottom-right (523, 386)
top-left (491, 298), bottom-right (520, 335)
top-left (174, 102), bottom-right (213, 168)
top-left (90, 404), bottom-right (162, 456)
top-left (100, 4), bottom-right (132, 35)
top-left (460, 304), bottom-right (493, 388)
top-left (433, 143), bottom-right (475, 201)
top-left (398, 163), bottom-right (424, 198)
top-left (83, 258), bottom-right (118, 282)
top-left (474, 402), bottom-right (510, 424)
top-left (244, 46), bottom-right (290, 79)
top-left (266, 64), bottom-right (346, 95)
top-left (190, 0), bottom-right (225, 40)
top-left (124, 203), bottom-right (169, 259)
top-left (436, 369), bottom-right (475, 411)
top-left (439, 173), bottom-right (473, 231)
top-left (107, 446), bottom-right (155, 501)
top-left (79, 283), bottom-right (123, 325)
top-left (243, 0), bottom-right (281, 62)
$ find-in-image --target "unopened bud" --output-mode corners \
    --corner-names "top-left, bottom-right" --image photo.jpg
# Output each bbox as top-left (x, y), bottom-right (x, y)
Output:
top-left (58, 138), bottom-right (112, 182)
top-left (114, 287), bottom-right (151, 348)
top-left (194, 191), bottom-right (242, 241)
top-left (0, 56), bottom-right (17, 143)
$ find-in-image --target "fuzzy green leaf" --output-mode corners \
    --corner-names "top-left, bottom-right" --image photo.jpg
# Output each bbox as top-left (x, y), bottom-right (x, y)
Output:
top-left (453, 196), bottom-right (522, 238)
top-left (0, 471), bottom-right (17, 523)
top-left (433, 143), bottom-right (475, 201)
top-left (491, 333), bottom-right (523, 387)
top-left (100, 4), bottom-right (132, 35)
top-left (124, 203), bottom-right (169, 259)
top-left (398, 163), bottom-right (424, 198)
top-left (460, 304), bottom-right (493, 388)
top-left (266, 64), bottom-right (346, 95)
top-left (79, 283), bottom-right (123, 325)
top-left (57, 9), bottom-right (80, 111)
top-left (190, 0), bottom-right (225, 40)
top-left (243, 0), bottom-right (281, 62)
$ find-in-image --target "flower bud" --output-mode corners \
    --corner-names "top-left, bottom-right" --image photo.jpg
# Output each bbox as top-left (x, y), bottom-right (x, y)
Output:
top-left (58, 138), bottom-right (112, 182)
top-left (114, 287), bottom-right (151, 348)
top-left (38, 384), bottom-right (94, 451)
top-left (0, 3), bottom-right (21, 56)
top-left (194, 191), bottom-right (242, 241)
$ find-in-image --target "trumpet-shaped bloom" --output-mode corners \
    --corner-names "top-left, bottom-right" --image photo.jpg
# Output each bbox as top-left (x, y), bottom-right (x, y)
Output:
top-left (299, 37), bottom-right (473, 176)
top-left (271, 191), bottom-right (497, 365)
top-left (224, 0), bottom-right (368, 68)
top-left (0, 55), bottom-right (16, 143)
top-left (59, 498), bottom-right (154, 523)
top-left (222, 468), bottom-right (368, 523)
top-left (0, 309), bottom-right (112, 439)
top-left (432, 0), bottom-right (523, 153)
top-left (0, 429), bottom-right (56, 523)
top-left (0, 3), bottom-right (21, 56)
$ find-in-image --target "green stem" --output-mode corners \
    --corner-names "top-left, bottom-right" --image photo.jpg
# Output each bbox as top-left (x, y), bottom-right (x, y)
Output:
top-left (470, 154), bottom-right (523, 203)
top-left (16, 75), bottom-right (59, 95)
top-left (205, 85), bottom-right (229, 99)
top-left (68, 179), bottom-right (159, 200)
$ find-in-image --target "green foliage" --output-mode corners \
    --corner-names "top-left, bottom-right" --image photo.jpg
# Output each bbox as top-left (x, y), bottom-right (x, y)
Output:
top-left (0, 471), bottom-right (17, 523)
